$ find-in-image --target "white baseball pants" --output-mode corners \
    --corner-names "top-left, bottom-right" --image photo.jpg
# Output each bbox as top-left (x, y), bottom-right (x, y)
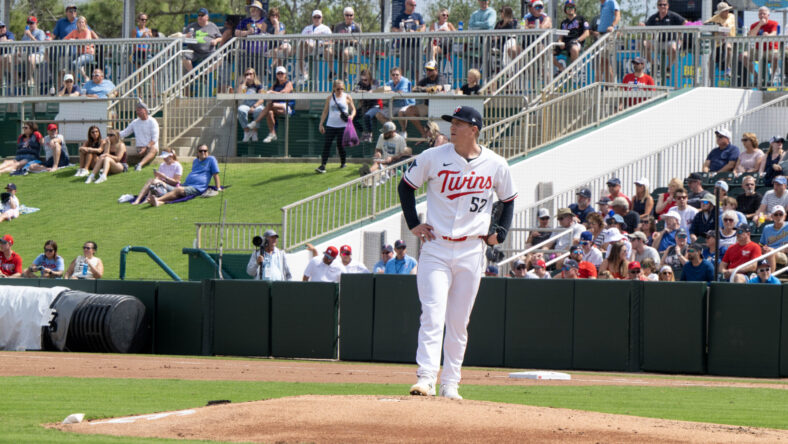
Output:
top-left (415, 238), bottom-right (485, 385)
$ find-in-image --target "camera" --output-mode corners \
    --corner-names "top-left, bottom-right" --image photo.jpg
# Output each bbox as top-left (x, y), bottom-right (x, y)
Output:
top-left (252, 235), bottom-right (270, 250)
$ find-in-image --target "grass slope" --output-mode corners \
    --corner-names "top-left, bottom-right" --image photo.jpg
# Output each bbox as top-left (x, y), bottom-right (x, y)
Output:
top-left (1, 376), bottom-right (786, 443)
top-left (4, 162), bottom-right (358, 280)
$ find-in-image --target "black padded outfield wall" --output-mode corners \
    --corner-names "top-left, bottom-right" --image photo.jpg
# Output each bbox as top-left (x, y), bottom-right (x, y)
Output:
top-left (156, 281), bottom-right (204, 355)
top-left (782, 286), bottom-right (788, 377)
top-left (465, 277), bottom-right (507, 367)
top-left (339, 273), bottom-right (375, 361)
top-left (371, 275), bottom-right (421, 363)
top-left (271, 281), bottom-right (338, 359)
top-left (209, 280), bottom-right (271, 357)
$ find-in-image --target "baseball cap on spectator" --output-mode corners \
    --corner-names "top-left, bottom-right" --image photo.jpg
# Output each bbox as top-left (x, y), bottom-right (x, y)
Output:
top-left (772, 205), bottom-right (786, 215)
top-left (715, 180), bottom-right (729, 192)
top-left (27, 16), bottom-right (37, 23)
top-left (576, 188), bottom-right (591, 199)
top-left (5, 183), bottom-right (16, 191)
top-left (563, 258), bottom-right (579, 270)
top-left (425, 60), bottom-right (437, 70)
top-left (569, 245), bottom-right (582, 254)
top-left (537, 208), bottom-right (550, 218)
top-left (687, 172), bottom-right (703, 182)
top-left (628, 261), bottom-right (641, 271)
top-left (676, 228), bottom-right (688, 238)
top-left (564, 0), bottom-right (576, 10)
top-left (580, 231), bottom-right (594, 242)
top-left (485, 264), bottom-right (499, 276)
top-left (381, 244), bottom-right (394, 253)
top-left (312, 9), bottom-right (323, 18)
top-left (715, 128), bottom-right (731, 140)
top-left (47, 123), bottom-right (58, 131)
top-left (0, 21), bottom-right (5, 27)
top-left (628, 231), bottom-right (648, 242)
top-left (324, 246), bottom-right (339, 259)
top-left (0, 234), bottom-right (13, 245)
top-left (606, 177), bottom-right (621, 186)
top-left (775, 176), bottom-right (788, 186)
top-left (758, 258), bottom-right (770, 267)
top-left (159, 151), bottom-right (173, 159)
top-left (534, 259), bottom-right (546, 268)
top-left (632, 56), bottom-right (646, 65)
top-left (736, 223), bottom-right (751, 234)
top-left (556, 208), bottom-right (573, 218)
top-left (771, 136), bottom-right (785, 143)
top-left (661, 210), bottom-right (681, 221)
top-left (247, 1), bottom-right (264, 12)
top-left (514, 259), bottom-right (526, 269)
top-left (275, 66), bottom-right (287, 74)
top-left (441, 106), bottom-right (483, 130)
top-left (597, 196), bottom-right (611, 205)
top-left (63, 73), bottom-right (74, 82)
top-left (263, 229), bottom-right (278, 238)
top-left (701, 196), bottom-right (716, 206)
top-left (394, 239), bottom-right (407, 249)
top-left (634, 177), bottom-right (649, 188)
top-left (340, 245), bottom-right (352, 255)
top-left (532, 0), bottom-right (545, 7)
top-left (382, 121), bottom-right (397, 133)
top-left (601, 227), bottom-right (625, 244)
top-left (197, 8), bottom-right (209, 16)
top-left (607, 214), bottom-right (625, 224)
top-left (611, 197), bottom-right (628, 209)
top-left (705, 229), bottom-right (716, 238)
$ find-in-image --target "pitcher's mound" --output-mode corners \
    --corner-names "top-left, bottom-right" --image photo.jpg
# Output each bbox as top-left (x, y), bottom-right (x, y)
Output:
top-left (55, 395), bottom-right (788, 443)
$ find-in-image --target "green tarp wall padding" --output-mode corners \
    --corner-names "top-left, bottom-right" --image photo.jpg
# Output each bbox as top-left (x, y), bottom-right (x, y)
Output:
top-left (339, 273), bottom-right (375, 361)
top-left (187, 253), bottom-right (249, 281)
top-left (371, 274), bottom-right (420, 363)
top-left (95, 280), bottom-right (157, 353)
top-left (707, 282), bottom-right (782, 377)
top-left (465, 277), bottom-right (507, 367)
top-left (504, 279), bottom-right (574, 369)
top-left (781, 286), bottom-right (788, 377)
top-left (270, 281), bottom-right (338, 359)
top-left (155, 281), bottom-right (203, 355)
top-left (39, 279), bottom-right (96, 293)
top-left (641, 282), bottom-right (706, 374)
top-left (572, 280), bottom-right (633, 371)
top-left (0, 279), bottom-right (40, 287)
top-left (210, 280), bottom-right (271, 357)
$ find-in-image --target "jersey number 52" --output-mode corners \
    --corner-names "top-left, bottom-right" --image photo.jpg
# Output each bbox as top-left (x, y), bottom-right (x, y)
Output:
top-left (469, 197), bottom-right (488, 212)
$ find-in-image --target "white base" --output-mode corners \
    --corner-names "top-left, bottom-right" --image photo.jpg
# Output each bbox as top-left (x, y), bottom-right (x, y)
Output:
top-left (508, 371), bottom-right (571, 380)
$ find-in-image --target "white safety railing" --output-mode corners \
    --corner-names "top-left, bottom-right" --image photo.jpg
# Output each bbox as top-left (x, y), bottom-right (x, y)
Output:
top-left (194, 222), bottom-right (283, 252)
top-left (496, 226), bottom-right (572, 277)
top-left (707, 34), bottom-right (788, 90)
top-left (538, 32), bottom-right (615, 103)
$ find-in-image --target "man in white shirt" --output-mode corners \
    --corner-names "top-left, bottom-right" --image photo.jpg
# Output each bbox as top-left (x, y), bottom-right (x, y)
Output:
top-left (297, 10), bottom-right (332, 83)
top-left (549, 207), bottom-right (585, 251)
top-left (303, 245), bottom-right (345, 282)
top-left (672, 188), bottom-right (698, 232)
top-left (119, 102), bottom-right (159, 171)
top-left (755, 176), bottom-right (788, 224)
top-left (246, 229), bottom-right (291, 281)
top-left (339, 245), bottom-right (369, 273)
top-left (579, 231), bottom-right (603, 267)
top-left (628, 231), bottom-right (660, 265)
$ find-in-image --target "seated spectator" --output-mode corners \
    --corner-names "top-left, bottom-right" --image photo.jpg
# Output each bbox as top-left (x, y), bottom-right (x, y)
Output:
top-left (249, 66), bottom-right (294, 144)
top-left (737, 175), bottom-right (762, 220)
top-left (74, 125), bottom-right (103, 177)
top-left (391, 0), bottom-right (426, 81)
top-left (263, 8), bottom-right (292, 68)
top-left (661, 228), bottom-right (688, 275)
top-left (557, 259), bottom-right (580, 279)
top-left (632, 178), bottom-right (653, 218)
top-left (511, 258), bottom-right (528, 278)
top-left (0, 234), bottom-right (21, 277)
top-left (149, 144), bottom-right (221, 206)
top-left (549, 208), bottom-right (586, 251)
top-left (429, 8), bottom-right (456, 63)
top-left (703, 129), bottom-right (739, 173)
top-left (302, 246), bottom-right (344, 282)
top-left (524, 0), bottom-right (552, 29)
top-left (526, 208), bottom-right (553, 248)
top-left (374, 67), bottom-right (413, 131)
top-left (237, 67), bottom-right (265, 142)
top-left (689, 196), bottom-right (716, 240)
top-left (569, 188), bottom-right (594, 223)
top-left (656, 177), bottom-right (682, 215)
top-left (642, 0), bottom-right (686, 73)
top-left (628, 231), bottom-right (660, 265)
top-left (425, 121), bottom-right (449, 147)
top-left (131, 151), bottom-right (182, 205)
top-left (703, 229), bottom-right (727, 262)
top-left (606, 213), bottom-right (627, 234)
top-left (626, 261), bottom-right (647, 280)
top-left (554, 1), bottom-right (589, 72)
top-left (671, 188), bottom-right (697, 231)
top-left (735, 133), bottom-right (765, 176)
top-left (641, 257), bottom-right (658, 280)
top-left (606, 177), bottom-right (632, 209)
top-left (0, 22), bottom-right (13, 88)
top-left (66, 240), bottom-right (103, 279)
top-left (595, 196), bottom-right (614, 219)
top-left (718, 210), bottom-right (739, 248)
top-left (638, 216), bottom-right (657, 246)
top-left (362, 121), bottom-right (411, 176)
top-left (579, 231), bottom-right (603, 267)
top-left (658, 265), bottom-right (675, 281)
top-left (23, 240), bottom-right (64, 278)
top-left (599, 241), bottom-right (628, 279)
top-left (385, 239), bottom-right (417, 274)
top-left (740, 7), bottom-right (780, 84)
top-left (21, 16), bottom-right (46, 88)
top-left (685, 173), bottom-right (712, 209)
top-left (720, 223), bottom-right (761, 282)
top-left (611, 197), bottom-right (639, 233)
top-left (401, 60), bottom-right (444, 138)
top-left (372, 244), bottom-right (394, 273)
top-left (0, 183), bottom-right (19, 222)
top-left (28, 124), bottom-right (69, 173)
top-left (748, 258), bottom-right (780, 284)
top-left (525, 258), bottom-right (551, 279)
top-left (119, 102), bottom-right (159, 171)
top-left (0, 122), bottom-right (42, 175)
top-left (63, 16), bottom-right (99, 82)
top-left (493, 7), bottom-right (521, 63)
top-left (654, 209), bottom-right (681, 252)
top-left (332, 7), bottom-right (362, 81)
top-left (183, 8), bottom-right (221, 73)
top-left (719, 195), bottom-right (745, 227)
top-left (297, 10), bottom-right (333, 84)
top-left (354, 69), bottom-right (381, 143)
top-left (759, 205), bottom-right (788, 271)
top-left (58, 73), bottom-right (81, 97)
top-left (585, 212), bottom-right (606, 247)
top-left (754, 176), bottom-right (788, 224)
top-left (760, 136), bottom-right (784, 187)
top-left (679, 243), bottom-right (715, 282)
top-left (82, 69), bottom-right (116, 98)
top-left (85, 129), bottom-right (126, 184)
top-left (567, 245), bottom-right (597, 278)
top-left (460, 69), bottom-right (481, 96)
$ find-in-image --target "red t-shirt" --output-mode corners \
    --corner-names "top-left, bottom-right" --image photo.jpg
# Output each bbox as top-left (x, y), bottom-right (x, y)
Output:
top-left (0, 251), bottom-right (22, 276)
top-left (750, 20), bottom-right (779, 50)
top-left (578, 261), bottom-right (598, 279)
top-left (722, 241), bottom-right (761, 269)
top-left (607, 192), bottom-right (633, 210)
top-left (622, 73), bottom-right (655, 86)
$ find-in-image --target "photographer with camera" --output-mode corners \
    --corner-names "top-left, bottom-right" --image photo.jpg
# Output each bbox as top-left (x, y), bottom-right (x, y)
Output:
top-left (246, 229), bottom-right (292, 281)
top-left (0, 183), bottom-right (19, 223)
top-left (23, 240), bottom-right (64, 278)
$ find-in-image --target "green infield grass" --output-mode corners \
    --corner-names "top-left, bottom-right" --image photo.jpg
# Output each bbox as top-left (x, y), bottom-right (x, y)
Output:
top-left (2, 376), bottom-right (786, 443)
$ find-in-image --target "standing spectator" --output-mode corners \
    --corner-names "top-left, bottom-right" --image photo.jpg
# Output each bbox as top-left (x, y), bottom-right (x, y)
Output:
top-left (549, 208), bottom-right (585, 251)
top-left (385, 239), bottom-right (418, 274)
top-left (628, 231), bottom-right (660, 265)
top-left (374, 67), bottom-right (413, 129)
top-left (84, 129), bottom-right (126, 184)
top-left (251, 66), bottom-right (294, 143)
top-left (366, 121), bottom-right (411, 175)
top-left (642, 0), bottom-right (686, 75)
top-left (132, 13), bottom-right (152, 69)
top-left (468, 0), bottom-right (496, 30)
top-left (596, 0), bottom-right (620, 82)
top-left (654, 210), bottom-right (681, 252)
top-left (316, 79), bottom-right (356, 173)
top-left (131, 151), bottom-right (182, 205)
top-left (74, 126), bottom-right (103, 177)
top-left (0, 122), bottom-right (42, 175)
top-left (661, 228), bottom-right (688, 275)
top-left (737, 175), bottom-right (762, 220)
top-left (354, 69), bottom-right (380, 143)
top-left (246, 229), bottom-right (291, 281)
top-left (401, 60), bottom-right (444, 138)
top-left (740, 7), bottom-right (779, 84)
top-left (148, 145), bottom-right (221, 206)
top-left (119, 102), bottom-right (159, 171)
top-left (429, 8), bottom-right (456, 63)
top-left (524, 1), bottom-right (552, 29)
top-left (705, 2), bottom-right (735, 77)
top-left (28, 123), bottom-right (69, 173)
top-left (57, 73), bottom-right (81, 97)
top-left (658, 265), bottom-right (675, 281)
top-left (297, 10), bottom-right (333, 84)
top-left (459, 69), bottom-right (481, 95)
top-left (703, 129), bottom-right (739, 173)
top-left (82, 68), bottom-right (116, 98)
top-left (689, 196), bottom-right (717, 240)
top-left (579, 231), bottom-right (603, 267)
top-left (606, 177), bottom-right (632, 209)
top-left (333, 7), bottom-right (362, 82)
top-left (679, 243), bottom-right (715, 282)
top-left (611, 197), bottom-right (640, 233)
top-left (63, 16), bottom-right (99, 82)
top-left (21, 16), bottom-right (46, 88)
top-left (0, 235), bottom-right (21, 278)
top-left (494, 7), bottom-right (521, 64)
top-left (626, 261), bottom-right (648, 281)
top-left (526, 259), bottom-right (551, 279)
top-left (373, 244), bottom-right (394, 273)
top-left (554, 0), bottom-right (589, 72)
top-left (569, 188), bottom-right (594, 223)
top-left (53, 4), bottom-right (79, 40)
top-left (734, 132), bottom-right (764, 175)
top-left (760, 136), bottom-right (785, 187)
top-left (748, 259), bottom-right (780, 284)
top-left (0, 183), bottom-right (19, 223)
top-left (754, 176), bottom-right (788, 224)
top-left (237, 67), bottom-right (265, 142)
top-left (671, 188), bottom-right (698, 232)
top-left (599, 242), bottom-right (628, 279)
top-left (23, 240), bottom-right (64, 279)
top-left (759, 205), bottom-right (788, 272)
top-left (720, 224), bottom-right (761, 282)
top-left (235, 1), bottom-right (267, 75)
top-left (183, 8), bottom-right (222, 73)
top-left (632, 178), bottom-right (654, 218)
top-left (0, 22), bottom-right (14, 92)
top-left (263, 8), bottom-right (292, 69)
top-left (526, 208), bottom-right (553, 247)
top-left (685, 173), bottom-right (712, 208)
top-left (621, 57), bottom-right (655, 104)
top-left (66, 241), bottom-right (103, 279)
top-left (391, 0), bottom-right (426, 81)
top-left (339, 245), bottom-right (369, 273)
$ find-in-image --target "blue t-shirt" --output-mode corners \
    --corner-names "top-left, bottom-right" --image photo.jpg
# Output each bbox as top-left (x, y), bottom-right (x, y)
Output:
top-left (53, 17), bottom-right (78, 40)
top-left (657, 229), bottom-right (677, 252)
top-left (748, 275), bottom-right (780, 284)
top-left (32, 253), bottom-right (65, 277)
top-left (702, 246), bottom-right (727, 262)
top-left (598, 0), bottom-right (620, 33)
top-left (569, 204), bottom-right (594, 224)
top-left (384, 255), bottom-right (417, 274)
top-left (385, 78), bottom-right (414, 108)
top-left (184, 155), bottom-right (220, 193)
top-left (392, 12), bottom-right (424, 31)
top-left (760, 223), bottom-right (788, 248)
top-left (372, 260), bottom-right (386, 273)
top-left (679, 259), bottom-right (715, 282)
top-left (22, 28), bottom-right (46, 54)
top-left (83, 79), bottom-right (116, 98)
top-left (706, 144), bottom-right (740, 172)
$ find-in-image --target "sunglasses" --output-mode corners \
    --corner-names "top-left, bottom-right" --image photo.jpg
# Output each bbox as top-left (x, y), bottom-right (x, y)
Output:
top-left (534, 5), bottom-right (544, 9)
top-left (744, 183), bottom-right (755, 186)
top-left (27, 21), bottom-right (34, 25)
top-left (675, 195), bottom-right (688, 200)
top-left (657, 3), bottom-right (668, 5)
top-left (395, 246), bottom-right (406, 250)
top-left (580, 241), bottom-right (590, 245)
top-left (276, 72), bottom-right (286, 75)
top-left (44, 249), bottom-right (54, 252)
top-left (633, 62), bottom-right (644, 65)
top-left (198, 149), bottom-right (208, 153)
top-left (723, 218), bottom-right (734, 222)
top-left (83, 246), bottom-right (93, 250)
top-left (517, 266), bottom-right (527, 270)
top-left (775, 213), bottom-right (786, 217)
top-left (139, 18), bottom-right (148, 21)
top-left (661, 271), bottom-right (672, 275)
top-left (741, 139), bottom-right (750, 142)
top-left (629, 269), bottom-right (641, 274)
top-left (345, 14), bottom-right (354, 16)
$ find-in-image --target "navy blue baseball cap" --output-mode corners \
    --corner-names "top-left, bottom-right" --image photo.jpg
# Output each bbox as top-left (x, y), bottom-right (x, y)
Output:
top-left (197, 7), bottom-right (209, 15)
top-left (606, 177), bottom-right (621, 186)
top-left (485, 264), bottom-right (499, 275)
top-left (442, 106), bottom-right (483, 130)
top-left (580, 231), bottom-right (593, 241)
top-left (576, 188), bottom-right (592, 199)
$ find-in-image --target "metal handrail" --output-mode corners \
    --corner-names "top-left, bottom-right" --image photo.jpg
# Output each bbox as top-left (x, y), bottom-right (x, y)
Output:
top-left (729, 243), bottom-right (788, 282)
top-left (537, 32), bottom-right (614, 104)
top-left (119, 245), bottom-right (181, 281)
top-left (497, 226), bottom-right (573, 268)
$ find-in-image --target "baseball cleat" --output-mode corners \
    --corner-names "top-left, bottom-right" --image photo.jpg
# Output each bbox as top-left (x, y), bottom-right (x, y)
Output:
top-left (409, 377), bottom-right (436, 396)
top-left (439, 384), bottom-right (462, 400)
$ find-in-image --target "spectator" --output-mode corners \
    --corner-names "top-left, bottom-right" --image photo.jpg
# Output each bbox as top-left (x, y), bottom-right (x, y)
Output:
top-left (0, 234), bottom-right (21, 278)
top-left (23, 240), bottom-right (64, 279)
top-left (66, 241), bottom-right (103, 279)
top-left (717, 185), bottom-right (738, 215)
top-left (579, 231), bottom-right (603, 267)
top-left (554, 0), bottom-right (589, 72)
top-left (601, 227), bottom-right (632, 259)
top-left (63, 16), bottom-right (99, 82)
top-left (596, 0), bottom-right (620, 82)
top-left (748, 258), bottom-right (780, 284)
top-left (303, 246), bottom-right (344, 281)
top-left (642, 0), bottom-right (686, 75)
top-left (569, 188), bottom-right (594, 223)
top-left (629, 179), bottom-right (653, 218)
top-left (703, 128), bottom-right (739, 173)
top-left (74, 125), bottom-right (103, 177)
top-left (364, 121), bottom-right (411, 176)
top-left (720, 223), bottom-right (761, 282)
top-left (549, 207), bottom-right (585, 251)
top-left (585, 212), bottom-right (606, 246)
top-left (627, 261), bottom-right (648, 281)
top-left (599, 241), bottom-right (628, 278)
top-left (737, 175), bottom-right (762, 220)
top-left (235, 1), bottom-right (267, 73)
top-left (28, 123), bottom-right (69, 173)
top-left (556, 259), bottom-right (579, 279)
top-left (263, 8), bottom-right (292, 68)
top-left (596, 196), bottom-right (614, 218)
top-left (84, 129), bottom-right (126, 184)
top-left (734, 133), bottom-right (765, 175)
top-left (654, 210), bottom-right (680, 252)
top-left (689, 196), bottom-right (717, 240)
top-left (385, 239), bottom-right (418, 274)
top-left (0, 183), bottom-right (19, 223)
top-left (641, 257), bottom-right (658, 280)
top-left (338, 245), bottom-right (369, 273)
top-left (401, 60), bottom-right (444, 138)
top-left (219, 15), bottom-right (240, 47)
top-left (132, 13), bottom-right (152, 69)
top-left (333, 7), bottom-right (362, 81)
top-left (425, 121), bottom-right (449, 147)
top-left (237, 67), bottom-right (265, 142)
top-left (611, 196), bottom-right (640, 233)
top-left (375, 67), bottom-right (414, 133)
top-left (21, 16), bottom-right (46, 88)
top-left (760, 136), bottom-right (785, 187)
top-left (621, 57), bottom-right (655, 106)
top-left (0, 22), bottom-right (13, 90)
top-left (316, 79), bottom-right (356, 173)
top-left (671, 188), bottom-right (698, 232)
top-left (297, 9), bottom-right (332, 84)
top-left (740, 7), bottom-right (779, 84)
top-left (484, 264), bottom-right (498, 277)
top-left (53, 4), bottom-right (79, 40)
top-left (606, 177), bottom-right (632, 209)
top-left (754, 176), bottom-right (788, 224)
top-left (628, 231), bottom-right (660, 265)
top-left (57, 73), bottom-right (81, 97)
top-left (251, 66), bottom-right (294, 144)
top-left (658, 265), bottom-right (675, 281)
top-left (661, 228), bottom-right (688, 275)
top-left (246, 229), bottom-right (292, 280)
top-left (468, 0), bottom-right (496, 30)
top-left (82, 68), bottom-right (116, 98)
top-left (656, 177), bottom-right (682, 215)
top-left (183, 8), bottom-right (222, 73)
top-left (131, 151), bottom-right (182, 205)
top-left (679, 243), bottom-right (715, 282)
top-left (0, 122), bottom-right (42, 175)
top-left (524, 0), bottom-right (552, 29)
top-left (638, 216), bottom-right (657, 246)
top-left (568, 245), bottom-right (597, 278)
top-left (526, 259), bottom-right (551, 279)
top-left (705, 2), bottom-right (735, 77)
top-left (460, 69), bottom-right (482, 95)
top-left (119, 102), bottom-right (159, 171)
top-left (429, 8), bottom-right (456, 63)
top-left (685, 173), bottom-right (712, 209)
top-left (759, 205), bottom-right (788, 272)
top-left (718, 210), bottom-right (739, 248)
top-left (703, 229), bottom-right (727, 262)
top-left (526, 208), bottom-right (553, 248)
top-left (606, 214), bottom-right (627, 234)
top-left (392, 0), bottom-right (426, 81)
top-left (354, 69), bottom-right (380, 143)
top-left (372, 244), bottom-right (394, 273)
top-left (491, 7), bottom-right (522, 64)
top-left (148, 144), bottom-right (221, 206)
top-left (511, 258), bottom-right (528, 278)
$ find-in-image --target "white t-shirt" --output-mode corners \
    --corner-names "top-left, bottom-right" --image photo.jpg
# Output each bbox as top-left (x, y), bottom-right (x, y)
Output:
top-left (303, 256), bottom-right (345, 282)
top-left (342, 259), bottom-right (369, 274)
top-left (72, 255), bottom-right (100, 279)
top-left (402, 144), bottom-right (517, 238)
top-left (632, 245), bottom-right (661, 266)
top-left (43, 134), bottom-right (66, 160)
top-left (376, 133), bottom-right (407, 157)
top-left (158, 161), bottom-right (182, 180)
top-left (673, 206), bottom-right (698, 232)
top-left (301, 23), bottom-right (331, 45)
top-left (551, 222), bottom-right (586, 251)
top-left (1, 195), bottom-right (19, 218)
top-left (525, 271), bottom-right (551, 279)
top-left (119, 117), bottom-right (160, 149)
top-left (582, 246), bottom-right (604, 267)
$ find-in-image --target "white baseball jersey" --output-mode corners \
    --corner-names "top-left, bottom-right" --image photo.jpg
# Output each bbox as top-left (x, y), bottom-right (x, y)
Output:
top-left (303, 257), bottom-right (345, 283)
top-left (403, 144), bottom-right (517, 238)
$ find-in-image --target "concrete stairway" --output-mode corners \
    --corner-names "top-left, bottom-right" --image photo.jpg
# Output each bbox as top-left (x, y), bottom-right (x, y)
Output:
top-left (162, 98), bottom-right (236, 158)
